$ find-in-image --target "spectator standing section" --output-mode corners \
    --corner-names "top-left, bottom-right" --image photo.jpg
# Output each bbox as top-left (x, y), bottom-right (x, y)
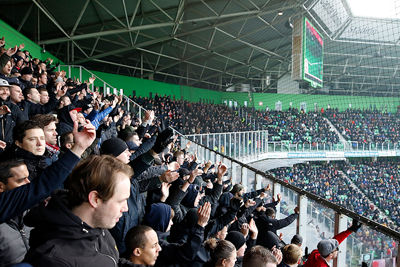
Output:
top-left (183, 138), bottom-right (400, 267)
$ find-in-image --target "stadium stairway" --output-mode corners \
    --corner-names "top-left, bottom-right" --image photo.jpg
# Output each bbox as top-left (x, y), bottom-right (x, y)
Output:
top-left (322, 116), bottom-right (349, 146)
top-left (338, 170), bottom-right (396, 227)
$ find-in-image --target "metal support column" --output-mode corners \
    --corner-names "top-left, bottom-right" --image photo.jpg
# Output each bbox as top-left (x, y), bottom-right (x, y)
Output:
top-left (298, 195), bottom-right (308, 249)
top-left (334, 214), bottom-right (348, 267)
top-left (273, 183), bottom-right (281, 218)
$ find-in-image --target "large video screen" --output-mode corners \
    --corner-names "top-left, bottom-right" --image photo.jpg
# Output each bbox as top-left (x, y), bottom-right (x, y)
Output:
top-left (303, 17), bottom-right (323, 88)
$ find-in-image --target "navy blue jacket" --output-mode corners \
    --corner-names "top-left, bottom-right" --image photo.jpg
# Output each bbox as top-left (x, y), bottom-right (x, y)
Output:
top-left (0, 150), bottom-right (80, 223)
top-left (110, 166), bottom-right (165, 254)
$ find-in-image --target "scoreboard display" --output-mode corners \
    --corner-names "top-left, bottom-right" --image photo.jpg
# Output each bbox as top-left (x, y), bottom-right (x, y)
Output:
top-left (302, 18), bottom-right (323, 88)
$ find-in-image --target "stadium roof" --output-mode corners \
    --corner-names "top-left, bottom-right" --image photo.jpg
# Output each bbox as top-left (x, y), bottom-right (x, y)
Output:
top-left (1, 0), bottom-right (400, 96)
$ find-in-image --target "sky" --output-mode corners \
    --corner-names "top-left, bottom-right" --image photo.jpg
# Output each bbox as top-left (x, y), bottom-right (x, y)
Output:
top-left (347, 0), bottom-right (400, 19)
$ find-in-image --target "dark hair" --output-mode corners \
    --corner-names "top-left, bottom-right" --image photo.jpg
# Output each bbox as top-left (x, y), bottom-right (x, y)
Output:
top-left (31, 114), bottom-right (58, 128)
top-left (13, 120), bottom-right (43, 143)
top-left (0, 159), bottom-right (26, 185)
top-left (231, 184), bottom-right (244, 195)
top-left (60, 95), bottom-right (70, 102)
top-left (118, 130), bottom-right (137, 142)
top-left (125, 225), bottom-right (154, 257)
top-left (265, 207), bottom-right (276, 217)
top-left (37, 87), bottom-right (48, 94)
top-left (64, 155), bottom-right (133, 207)
top-left (204, 238), bottom-right (236, 266)
top-left (60, 131), bottom-right (74, 149)
top-left (23, 87), bottom-right (37, 99)
top-left (242, 246), bottom-right (278, 267)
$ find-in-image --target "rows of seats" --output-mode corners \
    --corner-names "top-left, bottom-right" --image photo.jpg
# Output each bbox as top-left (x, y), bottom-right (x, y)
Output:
top-left (0, 37), bottom-right (353, 267)
top-left (271, 160), bottom-right (399, 259)
top-left (0, 36), bottom-right (397, 266)
top-left (341, 159), bottom-right (400, 227)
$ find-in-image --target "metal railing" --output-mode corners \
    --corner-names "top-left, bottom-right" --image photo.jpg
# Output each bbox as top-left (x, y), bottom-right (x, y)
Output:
top-left (267, 140), bottom-right (400, 152)
top-left (184, 131), bottom-right (268, 160)
top-left (58, 65), bottom-right (147, 124)
top-left (59, 64), bottom-right (399, 266)
top-left (180, 139), bottom-right (400, 267)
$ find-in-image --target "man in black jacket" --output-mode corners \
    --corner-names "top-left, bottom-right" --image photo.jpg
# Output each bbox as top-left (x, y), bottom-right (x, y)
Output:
top-left (0, 120), bottom-right (96, 266)
top-left (0, 120), bottom-right (95, 224)
top-left (0, 78), bottom-right (19, 147)
top-left (256, 206), bottom-right (299, 249)
top-left (24, 154), bottom-right (133, 267)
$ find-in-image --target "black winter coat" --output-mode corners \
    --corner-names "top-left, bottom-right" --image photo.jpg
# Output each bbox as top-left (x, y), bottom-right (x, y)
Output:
top-left (24, 191), bottom-right (120, 267)
top-left (255, 213), bottom-right (298, 248)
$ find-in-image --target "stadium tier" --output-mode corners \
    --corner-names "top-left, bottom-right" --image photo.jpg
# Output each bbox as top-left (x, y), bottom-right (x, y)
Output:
top-left (1, 1), bottom-right (400, 267)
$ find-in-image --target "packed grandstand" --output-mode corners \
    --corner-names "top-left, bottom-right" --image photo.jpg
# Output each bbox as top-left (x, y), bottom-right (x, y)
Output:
top-left (1, 0), bottom-right (400, 267)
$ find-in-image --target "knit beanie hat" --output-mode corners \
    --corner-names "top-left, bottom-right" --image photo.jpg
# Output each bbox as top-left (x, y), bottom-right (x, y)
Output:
top-left (226, 231), bottom-right (246, 250)
top-left (179, 168), bottom-right (191, 178)
top-left (100, 138), bottom-right (128, 157)
top-left (144, 203), bottom-right (172, 232)
top-left (291, 234), bottom-right (303, 245)
top-left (181, 184), bottom-right (200, 208)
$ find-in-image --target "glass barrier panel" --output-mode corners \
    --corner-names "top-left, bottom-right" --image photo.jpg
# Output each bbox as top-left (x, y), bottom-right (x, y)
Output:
top-left (246, 169), bottom-right (256, 192)
top-left (227, 133), bottom-right (232, 158)
top-left (260, 176), bottom-right (273, 191)
top-left (343, 216), bottom-right (398, 267)
top-left (238, 132), bottom-right (243, 158)
top-left (210, 150), bottom-right (217, 164)
top-left (277, 186), bottom-right (299, 245)
top-left (232, 162), bottom-right (242, 185)
top-left (258, 132), bottom-right (262, 154)
top-left (304, 198), bottom-right (335, 256)
top-left (221, 134), bottom-right (226, 156)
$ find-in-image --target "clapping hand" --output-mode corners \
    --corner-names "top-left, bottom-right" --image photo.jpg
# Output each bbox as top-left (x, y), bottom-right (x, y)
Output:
top-left (160, 170), bottom-right (179, 183)
top-left (197, 202), bottom-right (211, 227)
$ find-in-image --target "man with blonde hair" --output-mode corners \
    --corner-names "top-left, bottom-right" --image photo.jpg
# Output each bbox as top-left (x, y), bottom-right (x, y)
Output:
top-left (279, 244), bottom-right (303, 267)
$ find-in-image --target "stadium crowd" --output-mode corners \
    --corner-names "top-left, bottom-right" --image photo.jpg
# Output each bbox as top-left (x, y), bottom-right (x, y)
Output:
top-left (324, 108), bottom-right (400, 146)
top-left (131, 95), bottom-right (253, 134)
top-left (0, 36), bottom-right (370, 267)
top-left (253, 108), bottom-right (340, 145)
top-left (271, 160), bottom-right (399, 259)
top-left (341, 158), bottom-right (400, 227)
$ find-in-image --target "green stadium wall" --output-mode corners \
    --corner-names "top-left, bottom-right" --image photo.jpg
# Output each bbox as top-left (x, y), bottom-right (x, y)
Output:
top-left (0, 19), bottom-right (63, 63)
top-left (2, 19), bottom-right (399, 112)
top-left (222, 93), bottom-right (400, 112)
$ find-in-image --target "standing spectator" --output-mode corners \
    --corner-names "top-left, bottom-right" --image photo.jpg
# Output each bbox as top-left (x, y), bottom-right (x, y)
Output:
top-left (24, 155), bottom-right (133, 266)
top-left (31, 114), bottom-right (59, 163)
top-left (0, 159), bottom-right (31, 265)
top-left (256, 207), bottom-right (299, 248)
top-left (278, 244), bottom-right (302, 267)
top-left (0, 120), bottom-right (95, 223)
top-left (242, 246), bottom-right (278, 267)
top-left (204, 239), bottom-right (237, 267)
top-left (38, 88), bottom-right (49, 105)
top-left (124, 225), bottom-right (162, 266)
top-left (303, 220), bottom-right (361, 267)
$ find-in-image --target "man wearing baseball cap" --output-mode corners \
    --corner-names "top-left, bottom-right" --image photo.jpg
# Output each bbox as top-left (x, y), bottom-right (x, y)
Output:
top-left (304, 219), bottom-right (361, 267)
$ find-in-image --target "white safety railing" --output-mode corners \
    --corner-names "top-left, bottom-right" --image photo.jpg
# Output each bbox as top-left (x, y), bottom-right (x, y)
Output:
top-left (184, 130), bottom-right (268, 160)
top-left (182, 138), bottom-right (399, 267)
top-left (58, 64), bottom-right (399, 266)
